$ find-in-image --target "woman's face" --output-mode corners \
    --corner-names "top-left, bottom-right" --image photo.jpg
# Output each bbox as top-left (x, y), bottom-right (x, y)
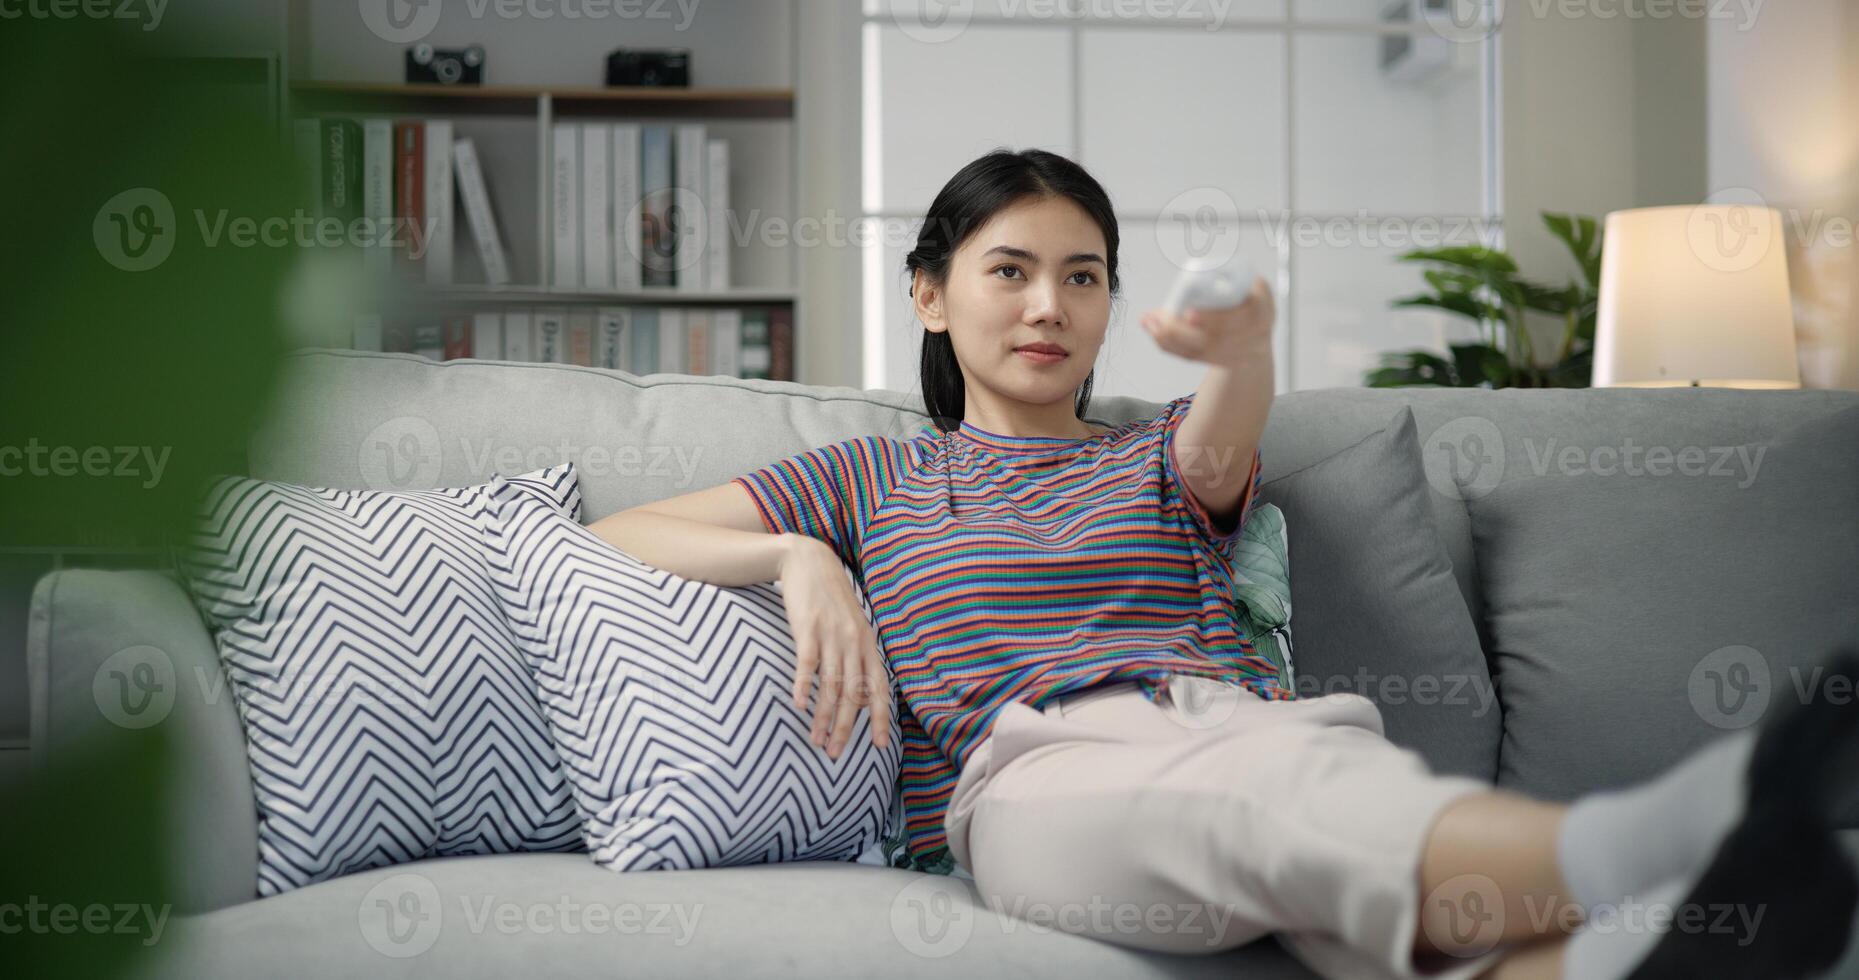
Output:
top-left (915, 195), bottom-right (1112, 412)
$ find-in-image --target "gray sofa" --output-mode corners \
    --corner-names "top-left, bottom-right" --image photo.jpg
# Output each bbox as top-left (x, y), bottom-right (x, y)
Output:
top-left (28, 350), bottom-right (1859, 979)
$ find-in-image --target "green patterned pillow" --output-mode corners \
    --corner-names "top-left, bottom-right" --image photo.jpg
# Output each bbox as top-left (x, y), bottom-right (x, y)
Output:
top-left (1230, 502), bottom-right (1295, 689)
top-left (857, 504), bottom-right (1295, 876)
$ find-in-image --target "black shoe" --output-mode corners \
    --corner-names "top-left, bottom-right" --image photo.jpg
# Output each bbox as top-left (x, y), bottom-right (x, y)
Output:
top-left (1625, 649), bottom-right (1859, 980)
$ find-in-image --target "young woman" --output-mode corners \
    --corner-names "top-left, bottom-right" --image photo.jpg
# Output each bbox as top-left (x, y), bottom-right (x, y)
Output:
top-left (587, 150), bottom-right (1857, 980)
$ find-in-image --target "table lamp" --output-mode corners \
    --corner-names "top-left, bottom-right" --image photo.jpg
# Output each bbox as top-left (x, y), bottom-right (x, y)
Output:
top-left (1593, 204), bottom-right (1800, 388)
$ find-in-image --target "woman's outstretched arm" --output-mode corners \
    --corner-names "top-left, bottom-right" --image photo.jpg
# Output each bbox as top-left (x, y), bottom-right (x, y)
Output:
top-left (1140, 275), bottom-right (1277, 531)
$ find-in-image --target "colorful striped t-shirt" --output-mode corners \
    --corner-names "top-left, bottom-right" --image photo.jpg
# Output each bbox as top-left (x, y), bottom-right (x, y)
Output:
top-left (734, 393), bottom-right (1294, 872)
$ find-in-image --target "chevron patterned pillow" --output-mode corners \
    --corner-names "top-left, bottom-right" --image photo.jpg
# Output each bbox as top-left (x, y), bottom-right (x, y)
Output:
top-left (181, 464), bottom-right (587, 896)
top-left (478, 481), bottom-right (902, 871)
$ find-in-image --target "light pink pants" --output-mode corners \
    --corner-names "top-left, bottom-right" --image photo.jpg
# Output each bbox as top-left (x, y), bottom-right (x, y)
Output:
top-left (943, 674), bottom-right (1508, 980)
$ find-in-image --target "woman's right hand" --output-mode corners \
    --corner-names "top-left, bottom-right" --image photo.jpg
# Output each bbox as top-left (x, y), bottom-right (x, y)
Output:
top-left (777, 534), bottom-right (892, 760)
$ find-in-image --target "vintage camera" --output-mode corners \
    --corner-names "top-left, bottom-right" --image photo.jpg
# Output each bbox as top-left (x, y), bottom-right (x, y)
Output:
top-left (605, 49), bottom-right (690, 88)
top-left (406, 44), bottom-right (484, 86)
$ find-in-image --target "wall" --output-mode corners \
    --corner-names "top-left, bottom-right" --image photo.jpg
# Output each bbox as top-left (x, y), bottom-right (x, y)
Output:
top-left (1709, 0), bottom-right (1859, 390)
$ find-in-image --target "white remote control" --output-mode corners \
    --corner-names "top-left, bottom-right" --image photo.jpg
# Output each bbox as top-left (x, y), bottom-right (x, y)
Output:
top-left (1161, 255), bottom-right (1258, 315)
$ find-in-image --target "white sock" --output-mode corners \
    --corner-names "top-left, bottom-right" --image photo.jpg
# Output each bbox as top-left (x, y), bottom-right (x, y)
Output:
top-left (1559, 877), bottom-right (1696, 980)
top-left (1554, 729), bottom-right (1757, 914)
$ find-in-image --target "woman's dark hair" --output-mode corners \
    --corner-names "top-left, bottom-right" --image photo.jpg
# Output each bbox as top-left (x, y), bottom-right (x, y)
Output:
top-left (905, 149), bottom-right (1121, 431)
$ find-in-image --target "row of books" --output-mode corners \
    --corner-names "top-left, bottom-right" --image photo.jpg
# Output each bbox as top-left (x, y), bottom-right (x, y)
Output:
top-left (551, 122), bottom-right (731, 292)
top-left (351, 307), bottom-right (792, 380)
top-left (294, 117), bottom-right (509, 287)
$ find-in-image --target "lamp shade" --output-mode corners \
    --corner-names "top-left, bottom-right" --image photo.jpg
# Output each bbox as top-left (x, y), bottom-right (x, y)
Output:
top-left (1593, 205), bottom-right (1800, 388)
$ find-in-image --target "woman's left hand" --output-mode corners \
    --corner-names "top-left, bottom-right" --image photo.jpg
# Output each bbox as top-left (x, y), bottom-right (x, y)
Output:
top-left (1140, 275), bottom-right (1276, 367)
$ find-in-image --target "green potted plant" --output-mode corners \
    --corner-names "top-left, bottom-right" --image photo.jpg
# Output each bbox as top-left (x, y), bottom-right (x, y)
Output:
top-left (1366, 212), bottom-right (1603, 388)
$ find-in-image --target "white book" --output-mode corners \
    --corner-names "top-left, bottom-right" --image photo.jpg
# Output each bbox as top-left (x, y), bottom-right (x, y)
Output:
top-left (657, 308), bottom-right (686, 374)
top-left (706, 139), bottom-right (730, 291)
top-left (503, 310), bottom-right (533, 362)
top-left (361, 119), bottom-right (394, 278)
top-left (422, 120), bottom-right (454, 286)
top-left (352, 313), bottom-right (383, 352)
top-left (535, 308), bottom-right (568, 364)
top-left (611, 125), bottom-right (642, 291)
top-left (294, 119), bottom-right (321, 220)
top-left (550, 123), bottom-right (579, 289)
top-left (471, 311), bottom-right (502, 359)
top-left (711, 309), bottom-right (741, 378)
top-left (675, 125), bottom-right (707, 292)
top-left (595, 307), bottom-right (629, 371)
top-left (581, 123), bottom-right (612, 291)
top-left (452, 138), bottom-right (511, 285)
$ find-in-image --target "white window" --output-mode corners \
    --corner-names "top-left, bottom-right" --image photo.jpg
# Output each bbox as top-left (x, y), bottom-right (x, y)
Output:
top-left (861, 0), bottom-right (1502, 399)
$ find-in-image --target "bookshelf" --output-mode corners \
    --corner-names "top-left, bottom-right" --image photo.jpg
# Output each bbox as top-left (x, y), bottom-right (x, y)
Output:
top-left (281, 4), bottom-right (809, 382)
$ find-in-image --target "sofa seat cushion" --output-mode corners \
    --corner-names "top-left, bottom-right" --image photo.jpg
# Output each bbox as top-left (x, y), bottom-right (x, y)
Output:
top-left (148, 853), bottom-right (1328, 979)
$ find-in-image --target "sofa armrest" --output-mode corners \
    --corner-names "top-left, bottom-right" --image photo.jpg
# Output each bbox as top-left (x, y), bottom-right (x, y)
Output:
top-left (28, 568), bottom-right (258, 913)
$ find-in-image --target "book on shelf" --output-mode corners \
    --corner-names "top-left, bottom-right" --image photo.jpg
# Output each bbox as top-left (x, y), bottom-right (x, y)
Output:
top-left (321, 119), bottom-right (361, 224)
top-left (611, 125), bottom-right (642, 291)
top-left (566, 309), bottom-right (595, 367)
top-left (294, 107), bottom-right (738, 296)
top-left (706, 138), bottom-right (731, 291)
top-left (639, 126), bottom-right (675, 289)
top-left (535, 307), bottom-right (567, 364)
top-left (422, 120), bottom-right (454, 286)
top-left (675, 124), bottom-right (708, 292)
top-left (393, 121), bottom-right (424, 279)
top-left (349, 305), bottom-right (791, 382)
top-left (452, 137), bottom-right (510, 285)
top-left (581, 123), bottom-right (612, 291)
top-left (361, 119), bottom-right (394, 278)
top-left (551, 123), bottom-right (579, 289)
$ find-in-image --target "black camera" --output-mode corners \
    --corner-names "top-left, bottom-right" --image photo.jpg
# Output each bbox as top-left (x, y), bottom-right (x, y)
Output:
top-left (605, 49), bottom-right (690, 88)
top-left (406, 44), bottom-right (484, 86)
